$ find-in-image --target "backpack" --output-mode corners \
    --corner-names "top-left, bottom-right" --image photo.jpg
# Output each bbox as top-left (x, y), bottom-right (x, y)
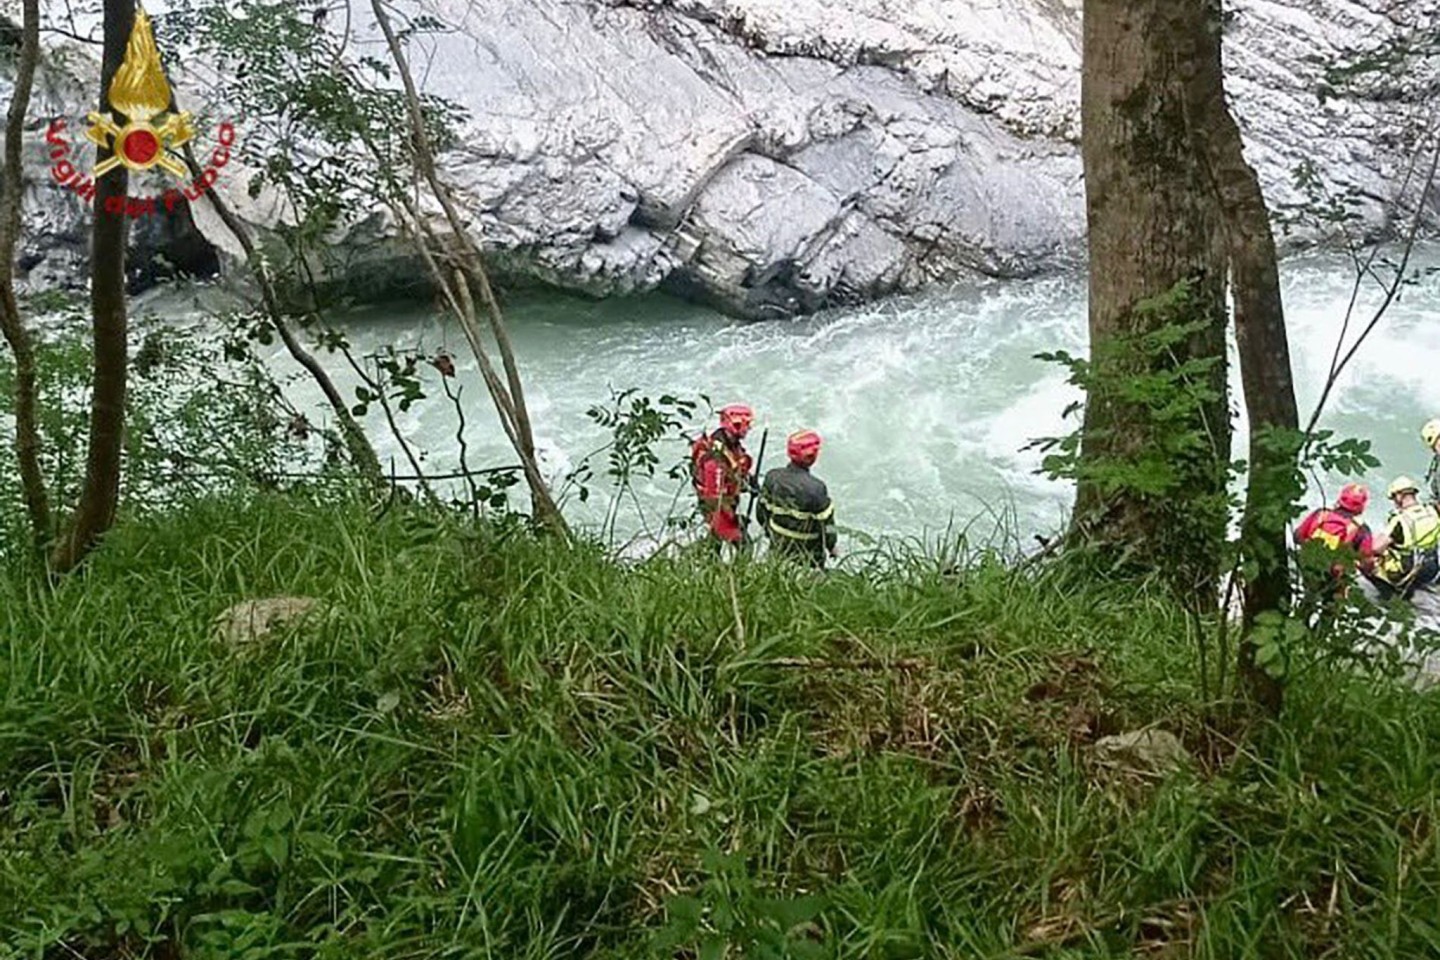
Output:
top-left (689, 432), bottom-right (719, 491)
top-left (1306, 510), bottom-right (1361, 551)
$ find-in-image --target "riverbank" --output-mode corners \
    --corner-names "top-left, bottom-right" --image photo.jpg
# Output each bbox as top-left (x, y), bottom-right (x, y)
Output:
top-left (4, 495), bottom-right (1440, 956)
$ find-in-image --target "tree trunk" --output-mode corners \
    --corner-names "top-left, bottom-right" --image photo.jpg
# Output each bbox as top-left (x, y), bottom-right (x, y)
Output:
top-left (1190, 0), bottom-right (1299, 712)
top-left (0, 0), bottom-right (50, 550)
top-left (1077, 0), bottom-right (1231, 607)
top-left (51, 0), bottom-right (134, 573)
top-left (179, 143), bottom-right (385, 487)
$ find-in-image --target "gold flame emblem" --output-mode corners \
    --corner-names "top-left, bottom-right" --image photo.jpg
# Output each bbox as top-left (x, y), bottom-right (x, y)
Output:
top-left (86, 7), bottom-right (192, 178)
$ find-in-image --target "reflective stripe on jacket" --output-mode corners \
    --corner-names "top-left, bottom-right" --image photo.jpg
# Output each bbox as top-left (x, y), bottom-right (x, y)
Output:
top-left (1387, 502), bottom-right (1440, 551)
top-left (758, 464), bottom-right (836, 549)
top-left (1377, 502), bottom-right (1440, 584)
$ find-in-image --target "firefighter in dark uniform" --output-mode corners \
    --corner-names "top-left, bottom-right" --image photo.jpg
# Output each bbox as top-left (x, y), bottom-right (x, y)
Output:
top-left (758, 429), bottom-right (838, 568)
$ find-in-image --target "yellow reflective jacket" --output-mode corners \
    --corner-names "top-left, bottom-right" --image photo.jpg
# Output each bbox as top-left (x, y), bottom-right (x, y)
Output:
top-left (1387, 502), bottom-right (1440, 551)
top-left (1377, 502), bottom-right (1440, 582)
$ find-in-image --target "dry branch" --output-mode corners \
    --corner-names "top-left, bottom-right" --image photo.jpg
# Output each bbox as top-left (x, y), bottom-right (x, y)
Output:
top-left (368, 0), bottom-right (567, 537)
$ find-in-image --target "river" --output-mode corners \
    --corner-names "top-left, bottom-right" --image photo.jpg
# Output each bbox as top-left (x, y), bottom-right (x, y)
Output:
top-left (233, 247), bottom-right (1439, 550)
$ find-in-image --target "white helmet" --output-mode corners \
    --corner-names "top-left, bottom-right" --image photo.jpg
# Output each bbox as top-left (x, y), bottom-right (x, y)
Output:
top-left (1388, 476), bottom-right (1420, 499)
top-left (1424, 419), bottom-right (1440, 449)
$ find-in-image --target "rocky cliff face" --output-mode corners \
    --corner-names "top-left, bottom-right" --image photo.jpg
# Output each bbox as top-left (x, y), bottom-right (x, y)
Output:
top-left (0, 14), bottom-right (219, 297)
top-left (4, 0), bottom-right (1435, 318)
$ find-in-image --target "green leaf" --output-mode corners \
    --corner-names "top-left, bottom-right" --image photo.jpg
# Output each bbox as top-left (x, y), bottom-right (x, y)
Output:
top-left (259, 832), bottom-right (288, 867)
top-left (668, 894), bottom-right (703, 925)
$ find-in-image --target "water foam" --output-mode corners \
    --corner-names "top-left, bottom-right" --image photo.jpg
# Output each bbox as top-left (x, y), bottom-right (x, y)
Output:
top-left (246, 247), bottom-right (1440, 544)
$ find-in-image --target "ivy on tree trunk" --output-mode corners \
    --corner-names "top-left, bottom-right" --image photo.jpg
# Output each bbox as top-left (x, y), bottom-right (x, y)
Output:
top-left (1076, 0), bottom-right (1232, 608)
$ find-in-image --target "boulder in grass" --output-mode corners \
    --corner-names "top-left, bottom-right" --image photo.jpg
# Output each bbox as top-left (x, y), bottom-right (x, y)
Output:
top-left (1094, 729), bottom-right (1190, 777)
top-left (214, 597), bottom-right (324, 646)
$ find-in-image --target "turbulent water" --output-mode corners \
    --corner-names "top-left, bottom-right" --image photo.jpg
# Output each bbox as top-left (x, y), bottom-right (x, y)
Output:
top-left (222, 247), bottom-right (1439, 550)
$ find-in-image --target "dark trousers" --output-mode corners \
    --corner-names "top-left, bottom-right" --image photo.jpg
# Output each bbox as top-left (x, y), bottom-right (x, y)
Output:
top-left (769, 537), bottom-right (826, 570)
top-left (1401, 553), bottom-right (1440, 600)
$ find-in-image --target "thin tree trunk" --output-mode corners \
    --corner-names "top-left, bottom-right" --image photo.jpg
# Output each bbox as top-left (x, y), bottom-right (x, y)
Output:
top-left (1077, 0), bottom-right (1231, 606)
top-left (1189, 0), bottom-right (1298, 712)
top-left (368, 0), bottom-right (567, 537)
top-left (51, 0), bottom-right (134, 572)
top-left (0, 0), bottom-right (50, 549)
top-left (382, 175), bottom-right (563, 536)
top-left (179, 143), bottom-right (385, 486)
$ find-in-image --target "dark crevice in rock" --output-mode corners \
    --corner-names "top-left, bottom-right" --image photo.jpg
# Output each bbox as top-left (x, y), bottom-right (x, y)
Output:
top-left (126, 197), bottom-right (221, 294)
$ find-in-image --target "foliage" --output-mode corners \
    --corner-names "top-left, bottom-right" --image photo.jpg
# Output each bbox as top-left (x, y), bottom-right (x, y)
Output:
top-left (124, 0), bottom-right (507, 508)
top-left (0, 306), bottom-right (328, 552)
top-left (1247, 417), bottom-right (1425, 686)
top-left (1274, 159), bottom-right (1368, 240)
top-left (1031, 315), bottom-right (1225, 499)
top-left (1028, 280), bottom-right (1230, 595)
top-left (1251, 583), bottom-right (1440, 687)
top-left (164, 0), bottom-right (465, 297)
top-left (1227, 426), bottom-right (1376, 578)
top-left (585, 389), bottom-right (700, 489)
top-left (1021, 274), bottom-right (1413, 699)
top-left (653, 850), bottom-right (826, 959)
top-left (1276, 161), bottom-right (1440, 293)
top-left (1313, 13), bottom-right (1439, 109)
top-left (4, 497), bottom-right (1440, 957)
top-left (560, 388), bottom-right (704, 546)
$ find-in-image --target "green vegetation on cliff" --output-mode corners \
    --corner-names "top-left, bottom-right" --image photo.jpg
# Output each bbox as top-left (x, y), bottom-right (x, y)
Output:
top-left (4, 496), bottom-right (1440, 958)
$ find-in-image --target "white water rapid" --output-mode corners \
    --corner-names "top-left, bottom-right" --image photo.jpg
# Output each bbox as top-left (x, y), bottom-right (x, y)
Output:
top-left (227, 248), bottom-right (1439, 550)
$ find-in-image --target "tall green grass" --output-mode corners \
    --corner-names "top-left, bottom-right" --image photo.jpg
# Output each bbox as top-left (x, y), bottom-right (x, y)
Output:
top-left (3, 496), bottom-right (1440, 958)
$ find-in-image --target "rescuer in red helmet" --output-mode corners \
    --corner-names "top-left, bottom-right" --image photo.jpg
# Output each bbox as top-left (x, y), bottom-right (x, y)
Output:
top-left (758, 429), bottom-right (838, 569)
top-left (1295, 482), bottom-right (1386, 597)
top-left (691, 403), bottom-right (756, 548)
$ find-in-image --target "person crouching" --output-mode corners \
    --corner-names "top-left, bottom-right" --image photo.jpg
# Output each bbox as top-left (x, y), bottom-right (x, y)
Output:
top-left (1294, 482), bottom-right (1382, 602)
top-left (1372, 476), bottom-right (1440, 601)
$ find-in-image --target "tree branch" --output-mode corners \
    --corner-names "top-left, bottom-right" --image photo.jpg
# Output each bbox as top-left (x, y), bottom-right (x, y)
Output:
top-left (41, 25), bottom-right (102, 44)
top-left (1304, 134), bottom-right (1440, 437)
top-left (176, 140), bottom-right (386, 487)
top-left (0, 0), bottom-right (50, 550)
top-left (368, 0), bottom-right (567, 536)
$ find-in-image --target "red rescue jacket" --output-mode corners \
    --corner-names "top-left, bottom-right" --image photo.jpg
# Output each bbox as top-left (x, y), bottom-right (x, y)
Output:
top-left (691, 430), bottom-right (752, 543)
top-left (1296, 507), bottom-right (1376, 576)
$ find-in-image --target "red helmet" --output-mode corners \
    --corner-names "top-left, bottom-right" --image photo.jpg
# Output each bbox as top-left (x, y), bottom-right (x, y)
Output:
top-left (1337, 483), bottom-right (1369, 514)
top-left (786, 429), bottom-right (821, 466)
top-left (719, 404), bottom-right (753, 438)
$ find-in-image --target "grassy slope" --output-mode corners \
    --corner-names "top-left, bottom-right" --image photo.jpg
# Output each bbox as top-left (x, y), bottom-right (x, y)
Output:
top-left (2, 496), bottom-right (1440, 959)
